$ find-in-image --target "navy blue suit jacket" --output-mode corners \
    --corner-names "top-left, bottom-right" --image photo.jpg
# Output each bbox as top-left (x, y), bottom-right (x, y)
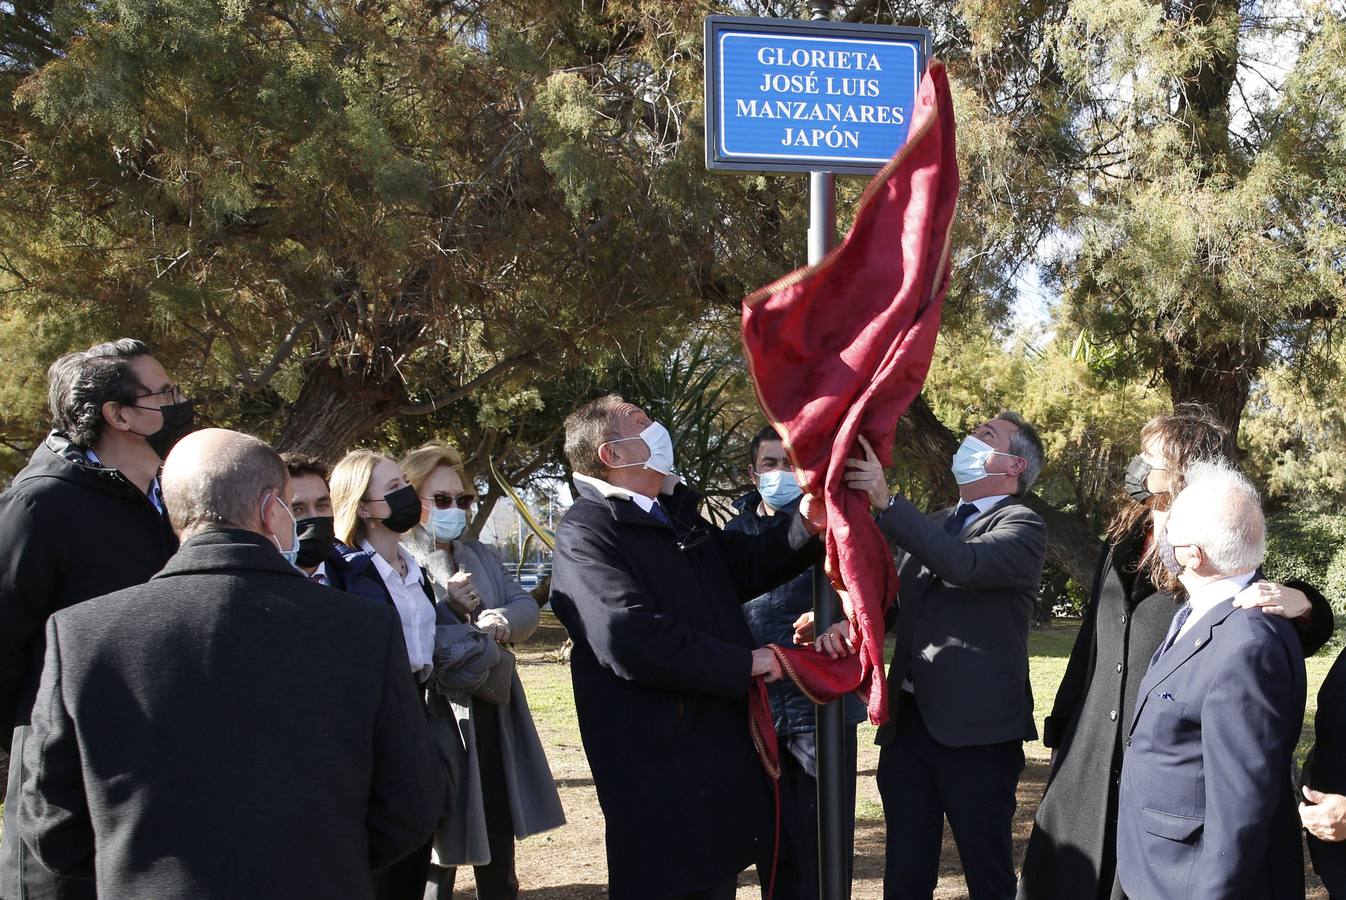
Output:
top-left (1117, 591), bottom-right (1306, 900)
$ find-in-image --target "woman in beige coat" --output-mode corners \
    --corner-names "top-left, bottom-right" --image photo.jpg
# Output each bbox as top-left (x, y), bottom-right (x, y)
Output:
top-left (400, 444), bottom-right (564, 900)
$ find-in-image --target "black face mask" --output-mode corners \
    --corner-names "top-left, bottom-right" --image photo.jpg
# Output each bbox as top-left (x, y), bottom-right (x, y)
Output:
top-left (295, 516), bottom-right (336, 569)
top-left (1124, 455), bottom-right (1154, 504)
top-left (379, 484), bottom-right (422, 534)
top-left (133, 399), bottom-right (195, 460)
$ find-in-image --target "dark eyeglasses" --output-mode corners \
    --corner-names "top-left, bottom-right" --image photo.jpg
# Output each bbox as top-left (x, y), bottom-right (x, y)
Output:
top-left (423, 492), bottom-right (476, 510)
top-left (131, 383), bottom-right (187, 407)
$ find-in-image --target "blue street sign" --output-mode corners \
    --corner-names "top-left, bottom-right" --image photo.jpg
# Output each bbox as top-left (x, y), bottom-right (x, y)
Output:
top-left (705, 16), bottom-right (929, 176)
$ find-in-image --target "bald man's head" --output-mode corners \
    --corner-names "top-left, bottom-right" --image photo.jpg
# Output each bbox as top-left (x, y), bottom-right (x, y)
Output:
top-left (163, 429), bottom-right (289, 538)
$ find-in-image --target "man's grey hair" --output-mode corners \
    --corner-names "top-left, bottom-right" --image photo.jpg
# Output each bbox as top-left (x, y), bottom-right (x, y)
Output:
top-left (564, 393), bottom-right (628, 478)
top-left (164, 434), bottom-right (288, 536)
top-left (996, 410), bottom-right (1044, 496)
top-left (1167, 459), bottom-right (1266, 576)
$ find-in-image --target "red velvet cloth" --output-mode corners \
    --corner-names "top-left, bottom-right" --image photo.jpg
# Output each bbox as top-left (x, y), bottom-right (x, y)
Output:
top-left (742, 61), bottom-right (960, 726)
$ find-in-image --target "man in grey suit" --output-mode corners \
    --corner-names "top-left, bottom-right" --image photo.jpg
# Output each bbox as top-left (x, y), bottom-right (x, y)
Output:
top-left (16, 429), bottom-right (444, 899)
top-left (839, 412), bottom-right (1047, 900)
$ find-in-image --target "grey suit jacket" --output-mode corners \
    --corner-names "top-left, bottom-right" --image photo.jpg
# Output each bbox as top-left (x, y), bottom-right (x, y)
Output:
top-left (875, 495), bottom-right (1046, 747)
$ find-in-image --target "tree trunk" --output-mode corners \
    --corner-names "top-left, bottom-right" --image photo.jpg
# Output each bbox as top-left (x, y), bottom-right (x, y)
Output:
top-left (273, 362), bottom-right (408, 463)
top-left (897, 395), bottom-right (1103, 590)
top-left (1161, 337), bottom-right (1262, 458)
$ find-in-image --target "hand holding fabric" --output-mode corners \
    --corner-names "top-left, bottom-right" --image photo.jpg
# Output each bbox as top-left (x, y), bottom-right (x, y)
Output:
top-left (476, 608), bottom-right (511, 643)
top-left (751, 647), bottom-right (783, 683)
top-left (816, 619), bottom-right (857, 659)
top-left (843, 435), bottom-right (891, 511)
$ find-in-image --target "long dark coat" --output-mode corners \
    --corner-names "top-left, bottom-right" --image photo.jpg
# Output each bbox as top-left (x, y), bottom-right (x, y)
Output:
top-left (1306, 647), bottom-right (1346, 896)
top-left (549, 480), bottom-right (819, 900)
top-left (1018, 526), bottom-right (1335, 900)
top-left (15, 529), bottom-right (444, 900)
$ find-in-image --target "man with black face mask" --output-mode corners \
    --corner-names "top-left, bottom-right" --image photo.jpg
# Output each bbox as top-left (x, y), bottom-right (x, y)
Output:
top-left (0, 338), bottom-right (189, 900)
top-left (280, 453), bottom-right (386, 605)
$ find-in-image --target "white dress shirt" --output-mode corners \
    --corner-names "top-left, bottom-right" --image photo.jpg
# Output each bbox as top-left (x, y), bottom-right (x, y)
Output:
top-left (948, 494), bottom-right (1011, 535)
top-left (1176, 570), bottom-right (1258, 642)
top-left (572, 472), bottom-right (659, 513)
top-left (362, 540), bottom-right (436, 679)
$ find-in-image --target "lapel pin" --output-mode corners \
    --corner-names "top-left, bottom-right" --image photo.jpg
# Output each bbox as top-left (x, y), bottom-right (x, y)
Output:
top-left (1159, 691), bottom-right (1176, 701)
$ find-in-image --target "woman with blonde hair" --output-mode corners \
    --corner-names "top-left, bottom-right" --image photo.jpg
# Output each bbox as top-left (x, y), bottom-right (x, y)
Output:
top-left (329, 449), bottom-right (446, 900)
top-left (400, 442), bottom-right (564, 900)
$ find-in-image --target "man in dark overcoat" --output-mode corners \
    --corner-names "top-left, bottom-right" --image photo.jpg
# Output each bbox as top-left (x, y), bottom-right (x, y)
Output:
top-left (16, 429), bottom-right (444, 899)
top-left (549, 395), bottom-right (822, 900)
top-left (0, 339), bottom-right (186, 900)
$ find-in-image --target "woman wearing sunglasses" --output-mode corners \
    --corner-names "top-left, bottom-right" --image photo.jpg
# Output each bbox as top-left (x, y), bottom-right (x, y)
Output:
top-left (400, 443), bottom-right (564, 900)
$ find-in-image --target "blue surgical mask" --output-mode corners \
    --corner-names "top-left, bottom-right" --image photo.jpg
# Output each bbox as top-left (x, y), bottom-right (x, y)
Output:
top-left (426, 506), bottom-right (468, 543)
top-left (757, 470), bottom-right (802, 511)
top-left (266, 494), bottom-right (301, 567)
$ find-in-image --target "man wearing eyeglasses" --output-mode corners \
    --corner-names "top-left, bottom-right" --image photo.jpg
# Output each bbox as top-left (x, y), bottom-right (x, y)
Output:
top-left (0, 338), bottom-right (192, 900)
top-left (550, 395), bottom-right (824, 900)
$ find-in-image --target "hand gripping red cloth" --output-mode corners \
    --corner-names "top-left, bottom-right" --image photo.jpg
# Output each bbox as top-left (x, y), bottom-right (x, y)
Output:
top-left (743, 61), bottom-right (960, 733)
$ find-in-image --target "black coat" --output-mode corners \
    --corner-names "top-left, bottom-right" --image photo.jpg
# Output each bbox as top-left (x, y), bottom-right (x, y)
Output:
top-left (726, 490), bottom-right (864, 737)
top-left (0, 432), bottom-right (177, 749)
top-left (15, 529), bottom-right (445, 900)
top-left (1306, 647), bottom-right (1346, 896)
top-left (1019, 526), bottom-right (1335, 900)
top-left (549, 480), bottom-right (819, 899)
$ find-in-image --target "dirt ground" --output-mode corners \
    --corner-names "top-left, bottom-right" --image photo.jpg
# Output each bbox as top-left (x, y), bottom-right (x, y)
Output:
top-left (450, 615), bottom-right (1331, 899)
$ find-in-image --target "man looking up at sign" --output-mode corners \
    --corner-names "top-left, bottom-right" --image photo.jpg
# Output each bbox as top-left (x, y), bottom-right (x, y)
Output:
top-left (549, 395), bottom-right (823, 900)
top-left (807, 412), bottom-right (1046, 900)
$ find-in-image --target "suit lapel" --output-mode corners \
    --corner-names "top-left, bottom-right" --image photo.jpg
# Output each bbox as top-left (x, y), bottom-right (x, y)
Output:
top-left (1130, 597), bottom-right (1239, 733)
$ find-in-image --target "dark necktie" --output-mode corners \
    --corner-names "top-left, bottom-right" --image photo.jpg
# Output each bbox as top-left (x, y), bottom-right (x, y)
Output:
top-left (1151, 601), bottom-right (1194, 666)
top-left (943, 503), bottom-right (978, 537)
top-left (648, 500), bottom-right (671, 527)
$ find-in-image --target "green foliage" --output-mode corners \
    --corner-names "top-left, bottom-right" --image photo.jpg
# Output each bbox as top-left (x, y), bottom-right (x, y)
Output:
top-left (1262, 509), bottom-right (1346, 619)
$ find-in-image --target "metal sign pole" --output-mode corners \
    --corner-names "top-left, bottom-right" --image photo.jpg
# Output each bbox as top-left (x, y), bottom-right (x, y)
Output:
top-left (805, 8), bottom-right (848, 899)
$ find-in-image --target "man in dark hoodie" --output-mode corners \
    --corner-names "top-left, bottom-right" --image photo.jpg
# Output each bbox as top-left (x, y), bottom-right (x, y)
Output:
top-left (0, 338), bottom-right (191, 900)
top-left (725, 425), bottom-right (864, 900)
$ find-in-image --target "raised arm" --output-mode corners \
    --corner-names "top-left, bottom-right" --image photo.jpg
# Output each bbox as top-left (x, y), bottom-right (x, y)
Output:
top-left (876, 494), bottom-right (1047, 592)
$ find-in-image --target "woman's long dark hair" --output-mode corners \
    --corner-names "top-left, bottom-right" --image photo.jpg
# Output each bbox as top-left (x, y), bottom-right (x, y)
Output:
top-left (1106, 403), bottom-right (1231, 593)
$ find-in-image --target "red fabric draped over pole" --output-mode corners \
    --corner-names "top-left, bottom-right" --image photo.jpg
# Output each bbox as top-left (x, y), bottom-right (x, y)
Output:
top-left (742, 61), bottom-right (960, 732)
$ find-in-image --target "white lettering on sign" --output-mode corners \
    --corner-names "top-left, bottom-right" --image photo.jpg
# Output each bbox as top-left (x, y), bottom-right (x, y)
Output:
top-left (755, 46), bottom-right (884, 71)
top-left (729, 40), bottom-right (908, 155)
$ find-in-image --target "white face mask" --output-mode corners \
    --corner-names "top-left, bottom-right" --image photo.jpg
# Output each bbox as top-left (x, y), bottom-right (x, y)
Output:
top-left (950, 435), bottom-right (1006, 485)
top-left (264, 493), bottom-right (300, 566)
top-left (605, 421), bottom-right (676, 476)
